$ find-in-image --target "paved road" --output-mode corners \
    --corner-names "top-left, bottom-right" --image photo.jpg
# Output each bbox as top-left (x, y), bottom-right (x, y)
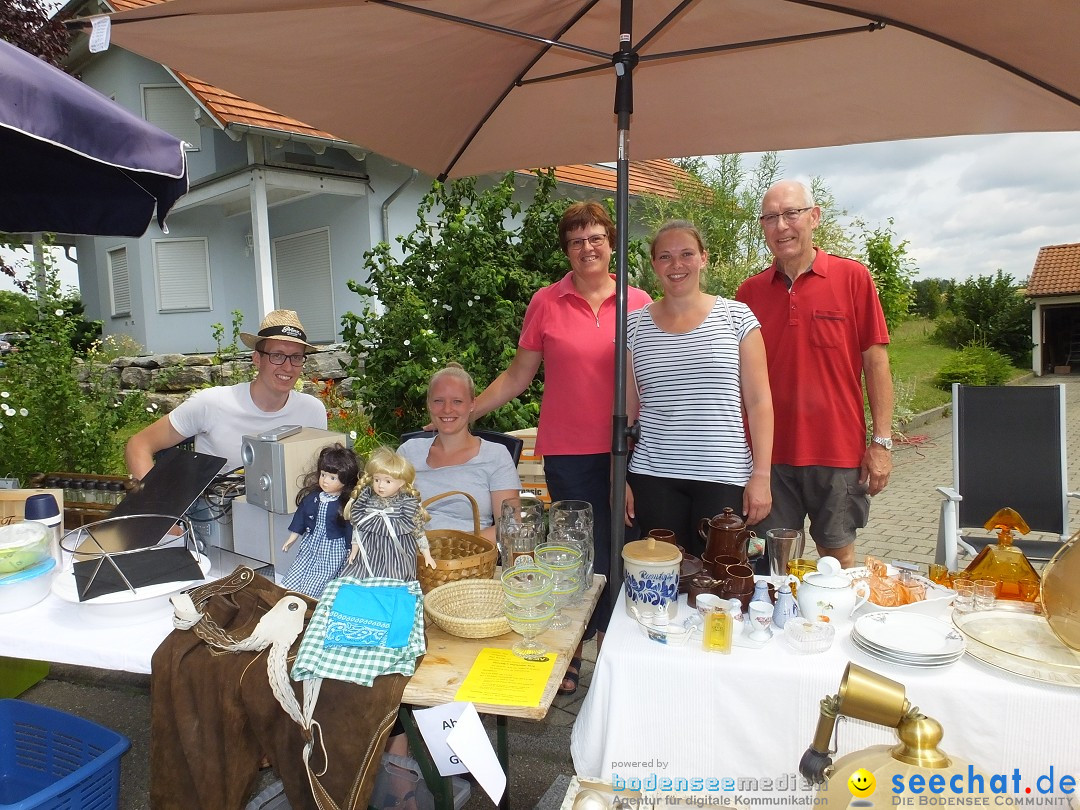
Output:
top-left (15, 374), bottom-right (1080, 810)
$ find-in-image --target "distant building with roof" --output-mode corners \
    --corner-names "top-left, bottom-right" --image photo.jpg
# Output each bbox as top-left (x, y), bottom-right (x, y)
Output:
top-left (1027, 242), bottom-right (1080, 375)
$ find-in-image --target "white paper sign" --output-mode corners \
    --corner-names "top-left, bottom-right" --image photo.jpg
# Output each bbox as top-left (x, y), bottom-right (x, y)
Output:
top-left (88, 16), bottom-right (111, 54)
top-left (446, 704), bottom-right (506, 804)
top-left (411, 703), bottom-right (470, 776)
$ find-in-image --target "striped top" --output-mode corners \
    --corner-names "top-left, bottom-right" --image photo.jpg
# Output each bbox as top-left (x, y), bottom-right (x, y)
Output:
top-left (628, 297), bottom-right (760, 485)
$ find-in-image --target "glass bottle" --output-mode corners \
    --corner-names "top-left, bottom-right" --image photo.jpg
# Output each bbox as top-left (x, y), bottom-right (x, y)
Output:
top-left (963, 507), bottom-right (1041, 602)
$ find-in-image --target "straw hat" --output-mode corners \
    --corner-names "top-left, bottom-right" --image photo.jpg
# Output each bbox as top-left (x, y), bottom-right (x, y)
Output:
top-left (239, 310), bottom-right (317, 351)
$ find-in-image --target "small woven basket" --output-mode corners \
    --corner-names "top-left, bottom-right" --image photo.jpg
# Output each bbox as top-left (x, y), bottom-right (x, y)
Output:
top-left (424, 579), bottom-right (510, 639)
top-left (417, 490), bottom-right (498, 594)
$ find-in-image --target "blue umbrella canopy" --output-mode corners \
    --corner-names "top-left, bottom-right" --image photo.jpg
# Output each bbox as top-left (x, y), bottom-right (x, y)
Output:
top-left (0, 38), bottom-right (188, 237)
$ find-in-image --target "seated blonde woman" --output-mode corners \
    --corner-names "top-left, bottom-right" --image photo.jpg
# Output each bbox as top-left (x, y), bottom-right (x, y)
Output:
top-left (398, 363), bottom-right (521, 541)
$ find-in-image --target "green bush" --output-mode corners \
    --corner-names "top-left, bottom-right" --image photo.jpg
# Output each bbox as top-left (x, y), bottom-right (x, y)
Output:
top-left (341, 171), bottom-right (570, 437)
top-left (0, 259), bottom-right (152, 482)
top-left (931, 271), bottom-right (1032, 365)
top-left (932, 343), bottom-right (1014, 389)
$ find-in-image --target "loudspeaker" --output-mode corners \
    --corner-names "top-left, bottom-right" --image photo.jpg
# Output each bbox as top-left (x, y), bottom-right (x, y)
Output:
top-left (241, 428), bottom-right (346, 514)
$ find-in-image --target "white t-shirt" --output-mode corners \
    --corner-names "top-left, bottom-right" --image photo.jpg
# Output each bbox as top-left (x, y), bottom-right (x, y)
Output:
top-left (167, 382), bottom-right (327, 473)
top-left (628, 298), bottom-right (760, 485)
top-left (397, 437), bottom-right (521, 532)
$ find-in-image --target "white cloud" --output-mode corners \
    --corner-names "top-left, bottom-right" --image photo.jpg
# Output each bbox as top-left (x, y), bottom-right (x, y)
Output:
top-left (741, 131), bottom-right (1080, 282)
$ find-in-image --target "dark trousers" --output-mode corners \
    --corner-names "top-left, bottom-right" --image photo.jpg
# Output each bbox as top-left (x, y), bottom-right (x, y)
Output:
top-left (544, 453), bottom-right (639, 636)
top-left (627, 472), bottom-right (745, 558)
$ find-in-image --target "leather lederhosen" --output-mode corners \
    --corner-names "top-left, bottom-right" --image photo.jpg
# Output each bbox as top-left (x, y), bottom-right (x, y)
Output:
top-left (150, 567), bottom-right (409, 810)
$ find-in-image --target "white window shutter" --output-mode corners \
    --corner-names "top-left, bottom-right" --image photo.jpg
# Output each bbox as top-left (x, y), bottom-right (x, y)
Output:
top-left (274, 229), bottom-right (334, 343)
top-left (154, 238), bottom-right (212, 312)
top-left (107, 247), bottom-right (130, 317)
top-left (142, 85), bottom-right (201, 150)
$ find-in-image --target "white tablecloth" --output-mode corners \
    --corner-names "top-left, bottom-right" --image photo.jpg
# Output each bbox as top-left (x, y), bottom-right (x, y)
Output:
top-left (571, 588), bottom-right (1079, 800)
top-left (0, 548), bottom-right (271, 673)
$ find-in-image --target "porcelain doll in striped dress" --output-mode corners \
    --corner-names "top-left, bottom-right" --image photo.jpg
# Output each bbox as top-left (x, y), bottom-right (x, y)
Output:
top-left (339, 447), bottom-right (435, 581)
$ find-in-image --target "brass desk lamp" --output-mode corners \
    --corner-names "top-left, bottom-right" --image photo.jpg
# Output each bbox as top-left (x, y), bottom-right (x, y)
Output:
top-left (800, 662), bottom-right (1014, 808)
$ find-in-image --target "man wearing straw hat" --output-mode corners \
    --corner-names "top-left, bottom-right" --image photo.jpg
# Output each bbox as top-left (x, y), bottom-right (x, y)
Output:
top-left (125, 310), bottom-right (328, 479)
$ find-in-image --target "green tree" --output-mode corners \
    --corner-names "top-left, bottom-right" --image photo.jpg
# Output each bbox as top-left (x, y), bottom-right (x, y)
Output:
top-left (0, 289), bottom-right (34, 331)
top-left (0, 0), bottom-right (69, 66)
top-left (859, 219), bottom-right (915, 332)
top-left (636, 154), bottom-right (854, 296)
top-left (931, 270), bottom-right (1033, 365)
top-left (341, 170), bottom-right (570, 437)
top-left (911, 277), bottom-right (953, 319)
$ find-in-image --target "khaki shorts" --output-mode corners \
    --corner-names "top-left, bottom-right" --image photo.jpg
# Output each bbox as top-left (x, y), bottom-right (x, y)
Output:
top-left (753, 465), bottom-right (870, 549)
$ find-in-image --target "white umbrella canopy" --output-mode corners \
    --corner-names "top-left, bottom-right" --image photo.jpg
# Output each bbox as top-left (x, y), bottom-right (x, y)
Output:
top-left (88, 0), bottom-right (1080, 608)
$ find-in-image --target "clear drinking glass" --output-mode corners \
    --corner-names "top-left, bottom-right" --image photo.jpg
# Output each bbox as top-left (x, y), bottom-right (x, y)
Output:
top-left (497, 495), bottom-right (546, 566)
top-left (548, 500), bottom-right (594, 593)
top-left (504, 598), bottom-right (556, 660)
top-left (501, 554), bottom-right (553, 608)
top-left (532, 542), bottom-right (583, 630)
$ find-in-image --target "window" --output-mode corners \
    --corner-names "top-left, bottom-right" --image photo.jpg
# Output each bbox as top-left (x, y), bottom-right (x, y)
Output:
top-left (274, 229), bottom-right (334, 343)
top-left (154, 238), bottom-right (212, 312)
top-left (107, 247), bottom-right (130, 317)
top-left (142, 85), bottom-right (201, 150)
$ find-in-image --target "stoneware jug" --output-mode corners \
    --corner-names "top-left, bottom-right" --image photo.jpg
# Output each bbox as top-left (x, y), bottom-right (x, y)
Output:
top-left (622, 537), bottom-right (681, 620)
top-left (698, 507), bottom-right (754, 564)
top-left (795, 556), bottom-right (869, 625)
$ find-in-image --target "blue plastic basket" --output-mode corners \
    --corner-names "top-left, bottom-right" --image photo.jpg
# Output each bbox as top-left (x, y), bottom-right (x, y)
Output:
top-left (0, 700), bottom-right (130, 810)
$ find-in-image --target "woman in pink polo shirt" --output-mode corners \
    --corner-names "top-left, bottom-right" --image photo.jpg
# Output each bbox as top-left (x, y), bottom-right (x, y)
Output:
top-left (472, 201), bottom-right (652, 694)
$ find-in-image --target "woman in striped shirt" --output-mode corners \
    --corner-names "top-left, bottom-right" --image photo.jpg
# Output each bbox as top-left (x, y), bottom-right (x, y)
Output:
top-left (626, 220), bottom-right (774, 556)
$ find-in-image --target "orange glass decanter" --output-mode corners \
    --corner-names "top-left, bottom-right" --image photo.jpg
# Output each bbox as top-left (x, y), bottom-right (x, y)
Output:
top-left (961, 507), bottom-right (1041, 602)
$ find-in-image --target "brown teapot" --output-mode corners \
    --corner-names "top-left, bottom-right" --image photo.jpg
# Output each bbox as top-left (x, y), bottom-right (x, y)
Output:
top-left (699, 507), bottom-right (754, 564)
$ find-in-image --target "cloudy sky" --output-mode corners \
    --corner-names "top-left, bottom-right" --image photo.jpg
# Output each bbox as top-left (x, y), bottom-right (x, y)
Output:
top-left (743, 130), bottom-right (1080, 283)
top-left (6, 130), bottom-right (1080, 296)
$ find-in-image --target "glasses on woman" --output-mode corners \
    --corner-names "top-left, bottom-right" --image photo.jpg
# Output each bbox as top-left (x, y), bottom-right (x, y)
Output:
top-left (566, 234), bottom-right (608, 251)
top-left (261, 350), bottom-right (306, 366)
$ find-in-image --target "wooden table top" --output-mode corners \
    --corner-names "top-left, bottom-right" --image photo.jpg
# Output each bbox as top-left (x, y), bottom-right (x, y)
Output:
top-left (402, 574), bottom-right (605, 720)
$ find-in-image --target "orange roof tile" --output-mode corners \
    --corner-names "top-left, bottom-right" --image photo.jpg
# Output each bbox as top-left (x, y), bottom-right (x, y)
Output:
top-left (1028, 243), bottom-right (1080, 297)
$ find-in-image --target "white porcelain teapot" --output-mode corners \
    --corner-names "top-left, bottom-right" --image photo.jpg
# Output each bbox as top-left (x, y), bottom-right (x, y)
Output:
top-left (795, 556), bottom-right (869, 625)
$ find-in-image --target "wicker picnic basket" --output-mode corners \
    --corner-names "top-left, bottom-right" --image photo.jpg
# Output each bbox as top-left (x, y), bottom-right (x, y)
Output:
top-left (416, 490), bottom-right (497, 594)
top-left (423, 579), bottom-right (509, 638)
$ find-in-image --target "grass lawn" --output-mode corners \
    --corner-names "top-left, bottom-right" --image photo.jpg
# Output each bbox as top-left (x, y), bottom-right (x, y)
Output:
top-left (886, 318), bottom-right (1029, 423)
top-left (887, 318), bottom-right (956, 417)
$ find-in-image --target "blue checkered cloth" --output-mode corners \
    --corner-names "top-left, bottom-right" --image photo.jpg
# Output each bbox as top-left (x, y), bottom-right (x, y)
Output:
top-left (291, 576), bottom-right (425, 686)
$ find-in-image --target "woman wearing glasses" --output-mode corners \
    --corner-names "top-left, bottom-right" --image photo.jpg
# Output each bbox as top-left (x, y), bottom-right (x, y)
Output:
top-left (125, 309), bottom-right (327, 479)
top-left (471, 201), bottom-right (652, 694)
top-left (626, 221), bottom-right (773, 557)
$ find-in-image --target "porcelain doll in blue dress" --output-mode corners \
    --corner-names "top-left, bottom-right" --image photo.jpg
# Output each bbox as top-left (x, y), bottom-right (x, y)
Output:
top-left (281, 443), bottom-right (360, 598)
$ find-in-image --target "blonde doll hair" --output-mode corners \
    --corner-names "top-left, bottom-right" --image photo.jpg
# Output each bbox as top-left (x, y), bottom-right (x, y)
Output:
top-left (347, 446), bottom-right (431, 523)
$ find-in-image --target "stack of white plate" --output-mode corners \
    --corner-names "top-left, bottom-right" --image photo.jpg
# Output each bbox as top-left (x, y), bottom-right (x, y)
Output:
top-left (851, 611), bottom-right (965, 667)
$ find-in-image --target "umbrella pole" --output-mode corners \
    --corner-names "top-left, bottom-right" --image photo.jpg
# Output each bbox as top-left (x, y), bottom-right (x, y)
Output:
top-left (608, 0), bottom-right (639, 619)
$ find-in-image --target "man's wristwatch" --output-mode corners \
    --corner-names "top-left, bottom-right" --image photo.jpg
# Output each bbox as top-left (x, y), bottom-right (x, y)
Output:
top-left (872, 435), bottom-right (894, 451)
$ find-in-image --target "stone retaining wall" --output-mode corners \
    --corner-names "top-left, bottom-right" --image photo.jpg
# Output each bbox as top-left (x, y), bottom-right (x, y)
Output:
top-left (77, 347), bottom-right (359, 412)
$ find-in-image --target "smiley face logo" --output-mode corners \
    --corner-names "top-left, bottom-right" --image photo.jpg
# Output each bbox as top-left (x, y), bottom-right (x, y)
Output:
top-left (848, 768), bottom-right (876, 798)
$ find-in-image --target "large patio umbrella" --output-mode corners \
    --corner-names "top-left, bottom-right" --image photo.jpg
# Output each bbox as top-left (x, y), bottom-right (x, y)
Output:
top-left (0, 38), bottom-right (188, 237)
top-left (90, 0), bottom-right (1080, 607)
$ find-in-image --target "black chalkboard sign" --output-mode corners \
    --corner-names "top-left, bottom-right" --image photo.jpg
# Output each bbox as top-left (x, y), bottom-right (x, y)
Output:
top-left (955, 384), bottom-right (1065, 534)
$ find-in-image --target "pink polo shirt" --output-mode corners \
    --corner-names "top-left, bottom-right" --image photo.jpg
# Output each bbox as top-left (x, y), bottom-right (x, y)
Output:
top-left (519, 272), bottom-right (652, 456)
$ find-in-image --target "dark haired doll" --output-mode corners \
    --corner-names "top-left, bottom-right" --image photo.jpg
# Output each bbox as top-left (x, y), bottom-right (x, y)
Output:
top-left (281, 443), bottom-right (360, 598)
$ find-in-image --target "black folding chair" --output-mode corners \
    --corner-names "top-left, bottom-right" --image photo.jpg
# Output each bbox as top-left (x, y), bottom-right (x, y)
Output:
top-left (935, 383), bottom-right (1079, 570)
top-left (398, 429), bottom-right (524, 466)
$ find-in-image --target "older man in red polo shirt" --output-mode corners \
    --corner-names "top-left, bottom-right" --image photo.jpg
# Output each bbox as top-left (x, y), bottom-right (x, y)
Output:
top-left (736, 180), bottom-right (893, 568)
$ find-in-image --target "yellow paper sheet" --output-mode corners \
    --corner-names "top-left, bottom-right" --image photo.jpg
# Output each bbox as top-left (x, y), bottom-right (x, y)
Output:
top-left (454, 648), bottom-right (557, 707)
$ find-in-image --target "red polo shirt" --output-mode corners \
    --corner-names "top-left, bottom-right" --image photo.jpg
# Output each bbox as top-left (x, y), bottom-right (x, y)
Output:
top-left (735, 249), bottom-right (889, 468)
